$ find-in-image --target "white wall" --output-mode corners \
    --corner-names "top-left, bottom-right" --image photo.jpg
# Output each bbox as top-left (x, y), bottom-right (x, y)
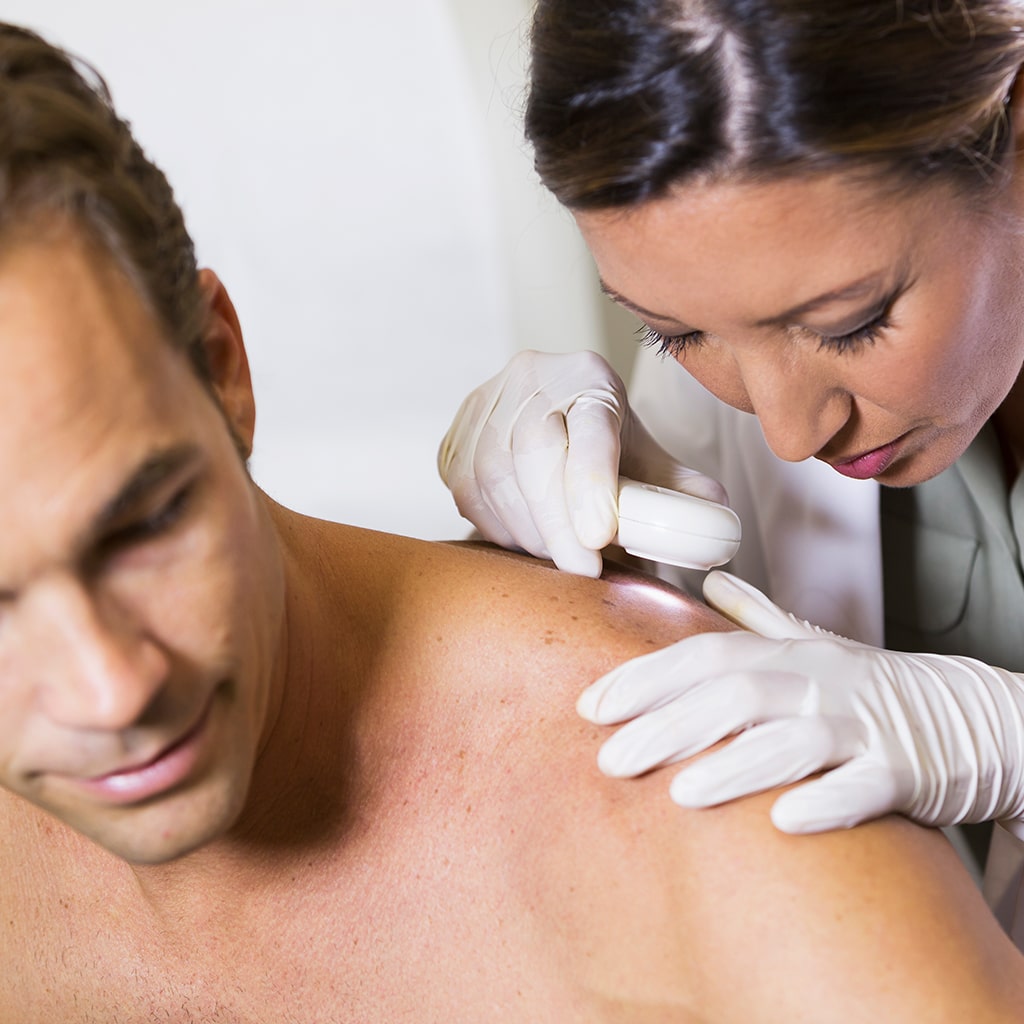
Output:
top-left (3, 1), bottom-right (616, 539)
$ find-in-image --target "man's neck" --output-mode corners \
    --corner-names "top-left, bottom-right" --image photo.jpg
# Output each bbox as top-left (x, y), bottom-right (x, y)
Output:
top-left (128, 501), bottom-right (372, 912)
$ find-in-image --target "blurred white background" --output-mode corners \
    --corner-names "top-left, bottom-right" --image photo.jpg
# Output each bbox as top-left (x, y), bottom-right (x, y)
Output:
top-left (3, 1), bottom-right (637, 538)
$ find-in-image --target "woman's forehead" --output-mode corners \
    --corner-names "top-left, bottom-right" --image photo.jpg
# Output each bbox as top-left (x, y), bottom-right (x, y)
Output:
top-left (573, 173), bottom-right (972, 320)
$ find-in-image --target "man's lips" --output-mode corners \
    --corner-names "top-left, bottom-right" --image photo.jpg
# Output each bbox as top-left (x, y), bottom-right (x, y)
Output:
top-left (823, 433), bottom-right (908, 481)
top-left (86, 710), bottom-right (205, 782)
top-left (66, 693), bottom-right (218, 805)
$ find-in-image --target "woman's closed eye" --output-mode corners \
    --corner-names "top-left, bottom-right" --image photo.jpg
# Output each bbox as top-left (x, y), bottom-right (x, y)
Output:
top-left (813, 308), bottom-right (892, 354)
top-left (637, 323), bottom-right (706, 358)
top-left (638, 305), bottom-right (895, 359)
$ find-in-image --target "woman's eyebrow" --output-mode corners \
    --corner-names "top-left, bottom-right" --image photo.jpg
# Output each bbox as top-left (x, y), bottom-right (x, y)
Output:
top-left (598, 279), bottom-right (683, 322)
top-left (753, 273), bottom-right (896, 327)
top-left (600, 270), bottom-right (905, 329)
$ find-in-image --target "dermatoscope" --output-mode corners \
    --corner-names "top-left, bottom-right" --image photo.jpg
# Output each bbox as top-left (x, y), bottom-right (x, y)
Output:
top-left (613, 478), bottom-right (741, 570)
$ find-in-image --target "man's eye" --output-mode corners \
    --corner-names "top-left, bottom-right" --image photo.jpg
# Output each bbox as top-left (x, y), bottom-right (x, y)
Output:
top-left (104, 486), bottom-right (194, 550)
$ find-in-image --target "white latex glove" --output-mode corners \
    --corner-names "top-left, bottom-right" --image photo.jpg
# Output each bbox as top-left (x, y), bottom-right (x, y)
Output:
top-left (578, 570), bottom-right (1024, 836)
top-left (437, 349), bottom-right (726, 577)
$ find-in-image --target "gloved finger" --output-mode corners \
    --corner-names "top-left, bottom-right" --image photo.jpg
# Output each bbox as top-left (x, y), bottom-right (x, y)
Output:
top-left (620, 413), bottom-right (729, 506)
top-left (577, 630), bottom-right (793, 724)
top-left (562, 392), bottom-right (623, 551)
top-left (669, 466), bottom-right (732, 505)
top-left (511, 398), bottom-right (603, 577)
top-left (669, 715), bottom-right (862, 807)
top-left (768, 758), bottom-right (912, 834)
top-left (593, 667), bottom-right (816, 776)
top-left (440, 352), bottom-right (582, 564)
top-left (437, 387), bottom-right (486, 488)
top-left (469, 427), bottom-right (553, 560)
top-left (462, 391), bottom-right (580, 564)
top-left (593, 676), bottom-right (794, 776)
top-left (438, 385), bottom-right (547, 556)
top-left (703, 571), bottom-right (831, 640)
top-left (470, 478), bottom-right (544, 554)
top-left (444, 457), bottom-right (526, 554)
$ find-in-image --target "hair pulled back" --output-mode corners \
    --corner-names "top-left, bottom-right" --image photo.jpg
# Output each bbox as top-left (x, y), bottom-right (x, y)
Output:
top-left (526, 0), bottom-right (1024, 208)
top-left (0, 24), bottom-right (206, 373)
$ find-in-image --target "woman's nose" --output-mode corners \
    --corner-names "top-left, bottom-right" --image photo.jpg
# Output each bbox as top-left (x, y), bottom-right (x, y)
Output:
top-left (21, 573), bottom-right (169, 731)
top-left (735, 348), bottom-right (851, 463)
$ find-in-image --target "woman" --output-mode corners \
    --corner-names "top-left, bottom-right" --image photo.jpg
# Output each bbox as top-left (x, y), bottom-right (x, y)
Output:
top-left (439, 0), bottom-right (1024, 885)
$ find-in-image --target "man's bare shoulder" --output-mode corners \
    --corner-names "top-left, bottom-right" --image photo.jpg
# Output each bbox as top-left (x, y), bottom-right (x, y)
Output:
top-left (325, 527), bottom-right (1024, 1022)
top-left (299, 519), bottom-right (730, 712)
top-left (392, 532), bottom-right (729, 666)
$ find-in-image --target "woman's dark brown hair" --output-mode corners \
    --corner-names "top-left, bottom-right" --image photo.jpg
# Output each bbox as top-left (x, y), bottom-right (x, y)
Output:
top-left (526, 0), bottom-right (1024, 209)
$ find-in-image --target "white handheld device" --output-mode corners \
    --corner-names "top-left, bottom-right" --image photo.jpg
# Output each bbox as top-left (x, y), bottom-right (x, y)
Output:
top-left (613, 477), bottom-right (741, 570)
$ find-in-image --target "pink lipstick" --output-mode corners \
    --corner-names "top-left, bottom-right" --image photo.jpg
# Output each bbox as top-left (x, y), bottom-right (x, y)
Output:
top-left (829, 438), bottom-right (902, 480)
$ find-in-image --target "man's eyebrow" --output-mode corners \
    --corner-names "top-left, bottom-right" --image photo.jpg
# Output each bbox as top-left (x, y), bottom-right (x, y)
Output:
top-left (91, 444), bottom-right (201, 537)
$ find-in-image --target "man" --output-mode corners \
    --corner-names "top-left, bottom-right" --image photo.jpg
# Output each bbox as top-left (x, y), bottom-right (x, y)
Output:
top-left (0, 21), bottom-right (1021, 1024)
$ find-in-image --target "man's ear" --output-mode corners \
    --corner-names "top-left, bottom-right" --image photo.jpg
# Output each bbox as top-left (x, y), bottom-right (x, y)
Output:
top-left (196, 269), bottom-right (256, 458)
top-left (1006, 69), bottom-right (1024, 178)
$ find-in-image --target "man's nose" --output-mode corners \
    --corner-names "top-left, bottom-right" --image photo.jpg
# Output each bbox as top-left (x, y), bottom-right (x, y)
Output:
top-left (735, 348), bottom-right (851, 463)
top-left (23, 574), bottom-right (169, 731)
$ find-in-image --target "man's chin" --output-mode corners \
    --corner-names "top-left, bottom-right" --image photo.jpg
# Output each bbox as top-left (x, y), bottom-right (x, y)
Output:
top-left (65, 786), bottom-right (249, 866)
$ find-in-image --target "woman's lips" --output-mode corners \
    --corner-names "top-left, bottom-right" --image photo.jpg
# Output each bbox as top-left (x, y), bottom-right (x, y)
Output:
top-left (828, 437), bottom-right (903, 480)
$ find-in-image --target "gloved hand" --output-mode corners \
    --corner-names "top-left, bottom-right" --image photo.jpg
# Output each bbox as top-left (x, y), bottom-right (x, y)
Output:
top-left (578, 570), bottom-right (1024, 836)
top-left (437, 349), bottom-right (726, 577)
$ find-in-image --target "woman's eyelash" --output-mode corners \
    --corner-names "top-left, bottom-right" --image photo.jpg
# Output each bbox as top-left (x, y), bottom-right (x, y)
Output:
top-left (637, 307), bottom-right (894, 358)
top-left (636, 323), bottom-right (705, 358)
top-left (815, 311), bottom-right (891, 353)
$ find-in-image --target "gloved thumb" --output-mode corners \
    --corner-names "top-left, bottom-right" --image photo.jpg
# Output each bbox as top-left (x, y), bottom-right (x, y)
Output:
top-left (562, 389), bottom-right (623, 551)
top-left (703, 571), bottom-right (827, 641)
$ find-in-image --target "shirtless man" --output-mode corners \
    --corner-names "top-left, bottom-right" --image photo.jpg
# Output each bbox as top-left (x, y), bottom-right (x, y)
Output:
top-left (0, 20), bottom-right (1022, 1024)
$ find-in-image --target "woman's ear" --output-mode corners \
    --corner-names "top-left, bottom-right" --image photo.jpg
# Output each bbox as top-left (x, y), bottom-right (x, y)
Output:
top-left (196, 268), bottom-right (256, 458)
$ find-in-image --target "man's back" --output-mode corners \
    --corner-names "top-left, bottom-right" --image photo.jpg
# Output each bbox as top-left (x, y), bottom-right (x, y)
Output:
top-left (2, 514), bottom-right (1022, 1023)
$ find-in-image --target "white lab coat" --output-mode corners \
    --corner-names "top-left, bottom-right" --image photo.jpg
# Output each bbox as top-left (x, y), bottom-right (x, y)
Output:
top-left (629, 348), bottom-right (1024, 942)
